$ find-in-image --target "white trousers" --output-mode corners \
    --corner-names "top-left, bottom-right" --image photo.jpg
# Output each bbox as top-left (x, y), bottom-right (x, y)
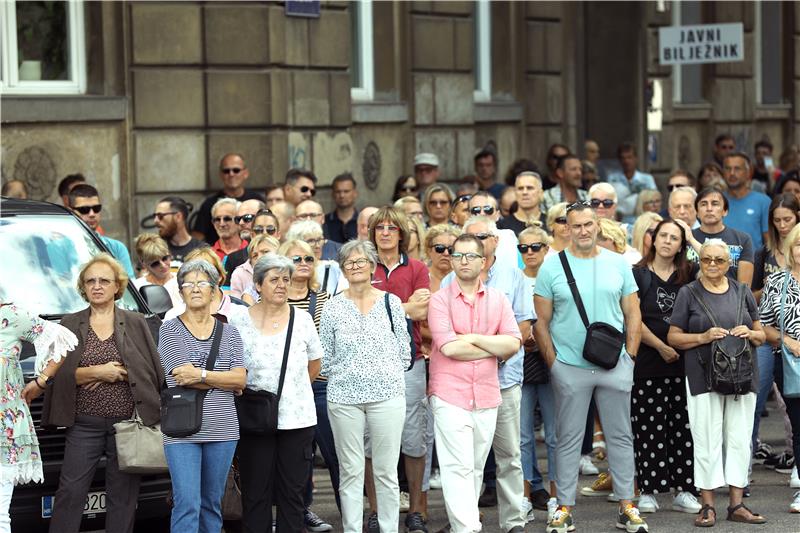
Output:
top-left (0, 480), bottom-right (12, 533)
top-left (685, 384), bottom-right (756, 490)
top-left (329, 395), bottom-right (405, 533)
top-left (431, 395), bottom-right (497, 533)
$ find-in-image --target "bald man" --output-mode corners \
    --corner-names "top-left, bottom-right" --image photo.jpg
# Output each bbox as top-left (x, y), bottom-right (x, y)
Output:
top-left (357, 206), bottom-right (379, 240)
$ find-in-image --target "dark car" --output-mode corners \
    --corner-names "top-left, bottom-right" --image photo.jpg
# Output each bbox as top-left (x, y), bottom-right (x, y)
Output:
top-left (0, 197), bottom-right (171, 532)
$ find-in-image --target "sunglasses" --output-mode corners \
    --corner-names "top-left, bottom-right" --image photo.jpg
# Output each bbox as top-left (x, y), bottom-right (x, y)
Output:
top-left (300, 185), bottom-right (316, 196)
top-left (666, 183), bottom-right (688, 191)
top-left (566, 200), bottom-right (592, 212)
top-left (234, 214), bottom-right (256, 224)
top-left (472, 233), bottom-right (492, 240)
top-left (553, 216), bottom-right (568, 225)
top-left (590, 199), bottom-right (616, 209)
top-left (517, 243), bottom-right (545, 253)
top-left (153, 211), bottom-right (178, 220)
top-left (700, 257), bottom-right (728, 265)
top-left (74, 204), bottom-right (102, 215)
top-left (291, 255), bottom-right (315, 264)
top-left (454, 194), bottom-right (473, 205)
top-left (149, 255), bottom-right (170, 269)
top-left (222, 167), bottom-right (242, 175)
top-left (428, 199), bottom-right (449, 207)
top-left (469, 206), bottom-right (495, 216)
top-left (252, 225), bottom-right (278, 235)
top-left (431, 244), bottom-right (453, 255)
top-left (400, 186), bottom-right (418, 193)
top-left (212, 215), bottom-right (234, 224)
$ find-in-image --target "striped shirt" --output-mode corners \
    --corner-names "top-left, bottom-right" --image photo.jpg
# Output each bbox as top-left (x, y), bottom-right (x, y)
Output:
top-left (158, 318), bottom-right (245, 444)
top-left (288, 290), bottom-right (330, 382)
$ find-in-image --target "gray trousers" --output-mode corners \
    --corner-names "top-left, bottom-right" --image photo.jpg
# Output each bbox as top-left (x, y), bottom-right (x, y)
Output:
top-left (550, 355), bottom-right (636, 506)
top-left (49, 414), bottom-right (141, 533)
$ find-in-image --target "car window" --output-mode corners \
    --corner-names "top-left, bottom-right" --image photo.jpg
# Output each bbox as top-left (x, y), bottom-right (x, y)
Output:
top-left (0, 215), bottom-right (143, 315)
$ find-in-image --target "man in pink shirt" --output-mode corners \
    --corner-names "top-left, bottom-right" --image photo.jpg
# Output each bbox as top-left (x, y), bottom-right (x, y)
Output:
top-left (428, 234), bottom-right (522, 533)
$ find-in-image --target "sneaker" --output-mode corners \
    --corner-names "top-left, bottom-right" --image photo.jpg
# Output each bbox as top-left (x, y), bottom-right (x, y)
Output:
top-left (546, 505), bottom-right (575, 533)
top-left (429, 469), bottom-right (442, 490)
top-left (791, 466), bottom-right (800, 489)
top-left (521, 497), bottom-right (535, 523)
top-left (531, 488), bottom-right (551, 510)
top-left (776, 453), bottom-right (796, 474)
top-left (546, 498), bottom-right (559, 522)
top-left (580, 454), bottom-right (599, 475)
top-left (366, 512), bottom-right (380, 533)
top-left (753, 441), bottom-right (775, 463)
top-left (581, 472), bottom-right (613, 497)
top-left (672, 491), bottom-right (702, 514)
top-left (637, 494), bottom-right (658, 513)
top-left (399, 491), bottom-right (410, 513)
top-left (478, 486), bottom-right (498, 507)
top-left (304, 509), bottom-right (333, 532)
top-left (405, 511), bottom-right (428, 533)
top-left (791, 491), bottom-right (800, 513)
top-left (765, 450), bottom-right (793, 468)
top-left (616, 504), bottom-right (649, 533)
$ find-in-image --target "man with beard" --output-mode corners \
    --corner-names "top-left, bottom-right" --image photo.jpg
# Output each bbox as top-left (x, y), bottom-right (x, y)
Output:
top-left (153, 196), bottom-right (204, 263)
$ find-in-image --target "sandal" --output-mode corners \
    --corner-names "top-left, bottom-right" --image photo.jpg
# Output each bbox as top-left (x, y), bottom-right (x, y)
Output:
top-left (726, 503), bottom-right (766, 524)
top-left (694, 504), bottom-right (716, 528)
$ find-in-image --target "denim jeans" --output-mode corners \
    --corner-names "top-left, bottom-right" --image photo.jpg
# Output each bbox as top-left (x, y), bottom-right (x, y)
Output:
top-left (751, 343), bottom-right (776, 450)
top-left (521, 382), bottom-right (557, 490)
top-left (305, 380), bottom-right (341, 510)
top-left (164, 440), bottom-right (238, 533)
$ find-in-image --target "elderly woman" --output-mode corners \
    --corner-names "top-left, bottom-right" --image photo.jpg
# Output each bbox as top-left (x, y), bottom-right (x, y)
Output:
top-left (228, 254), bottom-right (322, 532)
top-left (230, 234), bottom-right (281, 303)
top-left (286, 220), bottom-right (346, 295)
top-left (43, 253), bottom-right (163, 533)
top-left (423, 184), bottom-right (454, 227)
top-left (668, 239), bottom-right (766, 526)
top-left (631, 212), bottom-right (663, 258)
top-left (165, 247), bottom-right (242, 320)
top-left (588, 183), bottom-right (620, 221)
top-left (759, 224), bottom-right (800, 512)
top-left (545, 202), bottom-right (570, 255)
top-left (133, 232), bottom-right (182, 307)
top-left (319, 240), bottom-right (411, 533)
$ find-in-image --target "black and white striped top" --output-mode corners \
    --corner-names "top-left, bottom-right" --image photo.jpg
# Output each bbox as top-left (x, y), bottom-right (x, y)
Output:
top-left (158, 318), bottom-right (245, 444)
top-left (288, 290), bottom-right (329, 382)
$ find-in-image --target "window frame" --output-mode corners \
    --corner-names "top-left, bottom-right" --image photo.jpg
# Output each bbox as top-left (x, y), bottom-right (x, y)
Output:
top-left (473, 0), bottom-right (491, 102)
top-left (0, 0), bottom-right (86, 95)
top-left (755, 0), bottom-right (783, 105)
top-left (350, 0), bottom-right (374, 101)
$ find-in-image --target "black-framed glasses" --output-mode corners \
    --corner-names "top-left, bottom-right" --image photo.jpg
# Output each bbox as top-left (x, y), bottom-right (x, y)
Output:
top-left (153, 211), bottom-right (177, 220)
top-left (431, 244), bottom-right (453, 255)
top-left (589, 199), bottom-right (615, 209)
top-left (74, 204), bottom-right (102, 215)
top-left (290, 255), bottom-right (315, 264)
top-left (566, 200), bottom-right (591, 212)
top-left (450, 252), bottom-right (483, 262)
top-left (469, 206), bottom-right (495, 216)
top-left (252, 225), bottom-right (278, 235)
top-left (305, 237), bottom-right (325, 247)
top-left (299, 185), bottom-right (316, 196)
top-left (400, 185), bottom-right (418, 193)
top-left (212, 215), bottom-right (234, 224)
top-left (222, 167), bottom-right (242, 175)
top-left (149, 255), bottom-right (170, 269)
top-left (553, 216), bottom-right (568, 225)
top-left (343, 257), bottom-right (370, 270)
top-left (235, 214), bottom-right (256, 224)
top-left (517, 243), bottom-right (545, 253)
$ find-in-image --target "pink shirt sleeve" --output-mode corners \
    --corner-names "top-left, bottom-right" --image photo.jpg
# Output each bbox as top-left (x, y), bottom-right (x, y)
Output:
top-left (428, 290), bottom-right (457, 352)
top-left (229, 266), bottom-right (246, 298)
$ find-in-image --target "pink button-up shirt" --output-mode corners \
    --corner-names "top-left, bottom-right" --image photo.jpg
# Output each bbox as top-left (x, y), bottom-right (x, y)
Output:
top-left (428, 280), bottom-right (521, 411)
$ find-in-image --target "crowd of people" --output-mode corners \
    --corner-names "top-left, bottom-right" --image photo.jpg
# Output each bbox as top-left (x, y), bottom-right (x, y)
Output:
top-left (3, 135), bottom-right (800, 533)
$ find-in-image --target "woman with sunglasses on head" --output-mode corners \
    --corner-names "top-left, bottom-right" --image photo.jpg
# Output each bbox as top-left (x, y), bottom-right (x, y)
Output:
top-left (133, 233), bottom-right (182, 308)
top-left (393, 175), bottom-right (419, 202)
top-left (423, 184), bottom-right (454, 227)
top-left (449, 194), bottom-right (472, 227)
top-left (545, 203), bottom-right (570, 256)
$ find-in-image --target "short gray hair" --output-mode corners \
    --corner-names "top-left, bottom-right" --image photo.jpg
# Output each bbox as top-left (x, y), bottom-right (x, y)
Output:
top-left (253, 253), bottom-right (295, 287)
top-left (463, 215), bottom-right (498, 235)
top-left (699, 238), bottom-right (730, 260)
top-left (588, 182), bottom-right (617, 201)
top-left (286, 219), bottom-right (323, 241)
top-left (211, 197), bottom-right (240, 217)
top-left (337, 240), bottom-right (378, 271)
top-left (177, 259), bottom-right (220, 287)
top-left (669, 185), bottom-right (697, 206)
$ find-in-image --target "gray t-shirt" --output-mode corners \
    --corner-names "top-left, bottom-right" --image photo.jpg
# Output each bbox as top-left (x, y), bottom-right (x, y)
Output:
top-left (670, 280), bottom-right (759, 396)
top-left (689, 226), bottom-right (754, 281)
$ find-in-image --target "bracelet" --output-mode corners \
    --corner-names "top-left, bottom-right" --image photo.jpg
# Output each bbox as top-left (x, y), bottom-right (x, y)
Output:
top-left (33, 377), bottom-right (46, 390)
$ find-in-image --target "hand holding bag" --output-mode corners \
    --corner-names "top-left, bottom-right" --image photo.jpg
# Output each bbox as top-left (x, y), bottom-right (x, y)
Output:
top-left (114, 408), bottom-right (168, 474)
top-left (779, 271), bottom-right (800, 397)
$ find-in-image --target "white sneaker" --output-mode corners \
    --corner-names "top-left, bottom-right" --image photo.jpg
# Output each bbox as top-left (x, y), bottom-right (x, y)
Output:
top-left (547, 497), bottom-right (559, 522)
top-left (791, 491), bottom-right (800, 513)
top-left (637, 494), bottom-right (658, 513)
top-left (429, 469), bottom-right (442, 490)
top-left (521, 497), bottom-right (534, 523)
top-left (671, 491), bottom-right (701, 514)
top-left (579, 454), bottom-right (599, 475)
top-left (399, 491), bottom-right (410, 512)
top-left (791, 466), bottom-right (800, 489)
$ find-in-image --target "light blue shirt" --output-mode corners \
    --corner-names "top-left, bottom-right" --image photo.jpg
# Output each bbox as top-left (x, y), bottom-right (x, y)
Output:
top-left (100, 235), bottom-right (135, 277)
top-left (606, 169), bottom-right (657, 217)
top-left (441, 259), bottom-right (534, 389)
top-left (724, 190), bottom-right (771, 250)
top-left (534, 248), bottom-right (637, 369)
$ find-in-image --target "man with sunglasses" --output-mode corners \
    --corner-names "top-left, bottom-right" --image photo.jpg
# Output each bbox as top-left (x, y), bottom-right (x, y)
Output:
top-left (467, 192), bottom-right (521, 269)
top-left (153, 196), bottom-right (204, 263)
top-left (541, 154), bottom-right (588, 214)
top-left (220, 199), bottom-right (267, 286)
top-left (210, 198), bottom-right (247, 263)
top-left (193, 153), bottom-right (265, 244)
top-left (69, 184), bottom-right (135, 277)
top-left (283, 168), bottom-right (318, 207)
top-left (606, 143), bottom-right (657, 219)
top-left (659, 171), bottom-right (695, 219)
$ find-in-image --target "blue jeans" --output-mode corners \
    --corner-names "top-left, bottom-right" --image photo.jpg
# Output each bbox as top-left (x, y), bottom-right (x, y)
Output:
top-left (751, 343), bottom-right (776, 450)
top-left (305, 380), bottom-right (341, 510)
top-left (521, 382), bottom-right (557, 491)
top-left (164, 440), bottom-right (238, 533)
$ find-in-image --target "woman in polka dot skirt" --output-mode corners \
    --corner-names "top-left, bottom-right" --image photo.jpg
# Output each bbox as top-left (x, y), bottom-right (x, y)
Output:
top-left (630, 220), bottom-right (702, 515)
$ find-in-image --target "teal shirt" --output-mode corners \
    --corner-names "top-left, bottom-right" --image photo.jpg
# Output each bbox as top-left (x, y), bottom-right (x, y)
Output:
top-left (100, 235), bottom-right (135, 278)
top-left (534, 248), bottom-right (637, 369)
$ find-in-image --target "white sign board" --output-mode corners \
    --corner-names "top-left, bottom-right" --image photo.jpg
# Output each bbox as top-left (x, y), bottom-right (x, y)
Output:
top-left (659, 23), bottom-right (744, 65)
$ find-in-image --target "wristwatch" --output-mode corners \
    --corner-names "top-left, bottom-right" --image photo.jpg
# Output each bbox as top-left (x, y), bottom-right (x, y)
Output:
top-left (200, 369), bottom-right (207, 384)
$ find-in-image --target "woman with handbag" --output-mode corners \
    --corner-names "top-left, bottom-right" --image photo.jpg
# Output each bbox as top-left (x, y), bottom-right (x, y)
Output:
top-left (668, 239), bottom-right (767, 527)
top-left (228, 253), bottom-right (322, 533)
top-left (42, 253), bottom-right (163, 533)
top-left (758, 224), bottom-right (800, 512)
top-left (158, 259), bottom-right (246, 533)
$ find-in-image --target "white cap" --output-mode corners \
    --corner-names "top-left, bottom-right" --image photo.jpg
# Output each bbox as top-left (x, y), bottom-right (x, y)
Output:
top-left (413, 153), bottom-right (439, 167)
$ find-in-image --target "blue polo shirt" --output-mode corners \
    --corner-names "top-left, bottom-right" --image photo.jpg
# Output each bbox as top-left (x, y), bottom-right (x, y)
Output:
top-left (724, 190), bottom-right (771, 250)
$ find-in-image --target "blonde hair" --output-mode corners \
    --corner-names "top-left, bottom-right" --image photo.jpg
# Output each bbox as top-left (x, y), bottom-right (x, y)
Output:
top-left (184, 247), bottom-right (225, 283)
top-left (368, 206), bottom-right (410, 254)
top-left (247, 234), bottom-right (280, 257)
top-left (134, 233), bottom-right (170, 263)
top-left (77, 252), bottom-right (128, 301)
top-left (631, 212), bottom-right (663, 256)
top-left (422, 184), bottom-right (454, 219)
top-left (635, 189), bottom-right (662, 216)
top-left (597, 218), bottom-right (627, 253)
top-left (519, 225), bottom-right (552, 246)
top-left (424, 224), bottom-right (462, 250)
top-left (277, 239), bottom-right (320, 291)
top-left (406, 216), bottom-right (428, 262)
top-left (546, 202), bottom-right (568, 233)
top-left (783, 224), bottom-right (800, 270)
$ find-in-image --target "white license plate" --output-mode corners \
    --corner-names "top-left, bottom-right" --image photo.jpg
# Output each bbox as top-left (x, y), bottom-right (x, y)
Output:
top-left (41, 491), bottom-right (107, 518)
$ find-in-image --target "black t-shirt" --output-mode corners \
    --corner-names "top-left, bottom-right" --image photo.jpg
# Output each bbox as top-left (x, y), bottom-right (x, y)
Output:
top-left (169, 237), bottom-right (205, 263)
top-left (223, 247), bottom-right (249, 287)
top-left (753, 245), bottom-right (782, 291)
top-left (632, 267), bottom-right (685, 379)
top-left (689, 226), bottom-right (754, 281)
top-left (497, 212), bottom-right (547, 236)
top-left (193, 189), bottom-right (265, 244)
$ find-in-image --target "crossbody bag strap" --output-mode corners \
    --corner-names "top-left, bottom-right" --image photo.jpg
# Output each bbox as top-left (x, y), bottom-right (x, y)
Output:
top-left (781, 271), bottom-right (791, 341)
top-left (686, 284), bottom-right (721, 328)
top-left (205, 319), bottom-right (223, 372)
top-left (309, 291), bottom-right (318, 319)
top-left (385, 292), bottom-right (395, 333)
top-left (276, 306), bottom-right (295, 400)
top-left (558, 251), bottom-right (590, 329)
top-left (734, 282), bottom-right (748, 325)
top-left (322, 265), bottom-right (331, 293)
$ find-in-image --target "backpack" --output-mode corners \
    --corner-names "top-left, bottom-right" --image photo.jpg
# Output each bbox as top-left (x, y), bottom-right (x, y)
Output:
top-left (687, 283), bottom-right (755, 396)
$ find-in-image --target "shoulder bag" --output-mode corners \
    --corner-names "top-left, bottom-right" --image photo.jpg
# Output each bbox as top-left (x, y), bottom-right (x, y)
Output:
top-left (385, 292), bottom-right (416, 371)
top-left (160, 319), bottom-right (223, 438)
top-left (559, 251), bottom-right (625, 369)
top-left (235, 306), bottom-right (295, 435)
top-left (114, 407), bottom-right (168, 474)
top-left (780, 272), bottom-right (800, 397)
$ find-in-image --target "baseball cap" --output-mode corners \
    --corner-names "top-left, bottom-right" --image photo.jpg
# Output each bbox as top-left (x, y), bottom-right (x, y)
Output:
top-left (414, 153), bottom-right (439, 167)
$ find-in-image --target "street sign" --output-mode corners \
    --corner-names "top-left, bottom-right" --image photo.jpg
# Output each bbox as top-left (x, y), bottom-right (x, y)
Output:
top-left (659, 23), bottom-right (744, 65)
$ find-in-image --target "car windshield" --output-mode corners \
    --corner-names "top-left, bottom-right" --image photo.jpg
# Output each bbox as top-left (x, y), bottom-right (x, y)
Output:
top-left (0, 214), bottom-right (143, 315)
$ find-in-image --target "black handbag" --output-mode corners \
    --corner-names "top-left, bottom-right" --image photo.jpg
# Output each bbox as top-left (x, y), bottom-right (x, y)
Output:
top-left (559, 251), bottom-right (625, 370)
top-left (160, 320), bottom-right (223, 438)
top-left (235, 307), bottom-right (295, 435)
top-left (523, 349), bottom-right (549, 384)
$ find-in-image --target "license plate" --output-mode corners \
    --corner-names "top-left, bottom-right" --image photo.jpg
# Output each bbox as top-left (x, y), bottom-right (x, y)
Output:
top-left (41, 491), bottom-right (107, 518)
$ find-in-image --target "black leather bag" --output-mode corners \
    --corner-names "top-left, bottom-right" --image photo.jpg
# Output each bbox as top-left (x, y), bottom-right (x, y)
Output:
top-left (523, 349), bottom-right (549, 384)
top-left (235, 307), bottom-right (295, 435)
top-left (160, 320), bottom-right (223, 438)
top-left (559, 251), bottom-right (625, 370)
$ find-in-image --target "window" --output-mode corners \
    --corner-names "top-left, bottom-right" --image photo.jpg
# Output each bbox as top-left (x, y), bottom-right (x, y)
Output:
top-left (0, 0), bottom-right (86, 95)
top-left (474, 0), bottom-right (491, 101)
top-left (755, 0), bottom-right (783, 104)
top-left (671, 1), bottom-right (703, 104)
top-left (350, 0), bottom-right (373, 101)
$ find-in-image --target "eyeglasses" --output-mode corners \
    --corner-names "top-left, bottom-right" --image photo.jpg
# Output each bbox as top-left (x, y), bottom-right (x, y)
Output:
top-left (299, 185), bottom-right (316, 196)
top-left (471, 233), bottom-right (492, 240)
top-left (645, 228), bottom-right (656, 237)
top-left (469, 206), bottom-right (495, 216)
top-left (153, 211), bottom-right (177, 220)
top-left (74, 204), bottom-right (102, 215)
top-left (343, 257), bottom-right (370, 270)
top-left (566, 200), bottom-right (592, 212)
top-left (235, 214), bottom-right (256, 224)
top-left (450, 252), bottom-right (483, 262)
top-left (400, 186), bottom-right (418, 193)
top-left (700, 257), bottom-right (728, 265)
top-left (589, 199), bottom-right (616, 209)
top-left (149, 255), bottom-right (170, 269)
top-left (666, 184), bottom-right (688, 192)
top-left (517, 243), bottom-right (545, 253)
top-left (291, 255), bottom-right (315, 264)
top-left (553, 216), bottom-right (568, 225)
top-left (252, 225), bottom-right (278, 235)
top-left (180, 281), bottom-right (214, 290)
top-left (431, 244), bottom-right (453, 255)
top-left (454, 194), bottom-right (472, 205)
top-left (84, 277), bottom-right (113, 287)
top-left (221, 167), bottom-right (243, 175)
top-left (428, 200), bottom-right (449, 207)
top-left (305, 237), bottom-right (325, 247)
top-left (296, 212), bottom-right (323, 220)
top-left (212, 215), bottom-right (234, 224)
top-left (375, 224), bottom-right (400, 233)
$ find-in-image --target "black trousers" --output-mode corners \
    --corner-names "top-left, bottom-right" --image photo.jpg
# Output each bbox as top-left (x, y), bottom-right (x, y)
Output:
top-left (49, 414), bottom-right (140, 533)
top-left (631, 376), bottom-right (695, 494)
top-left (238, 426), bottom-right (315, 533)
